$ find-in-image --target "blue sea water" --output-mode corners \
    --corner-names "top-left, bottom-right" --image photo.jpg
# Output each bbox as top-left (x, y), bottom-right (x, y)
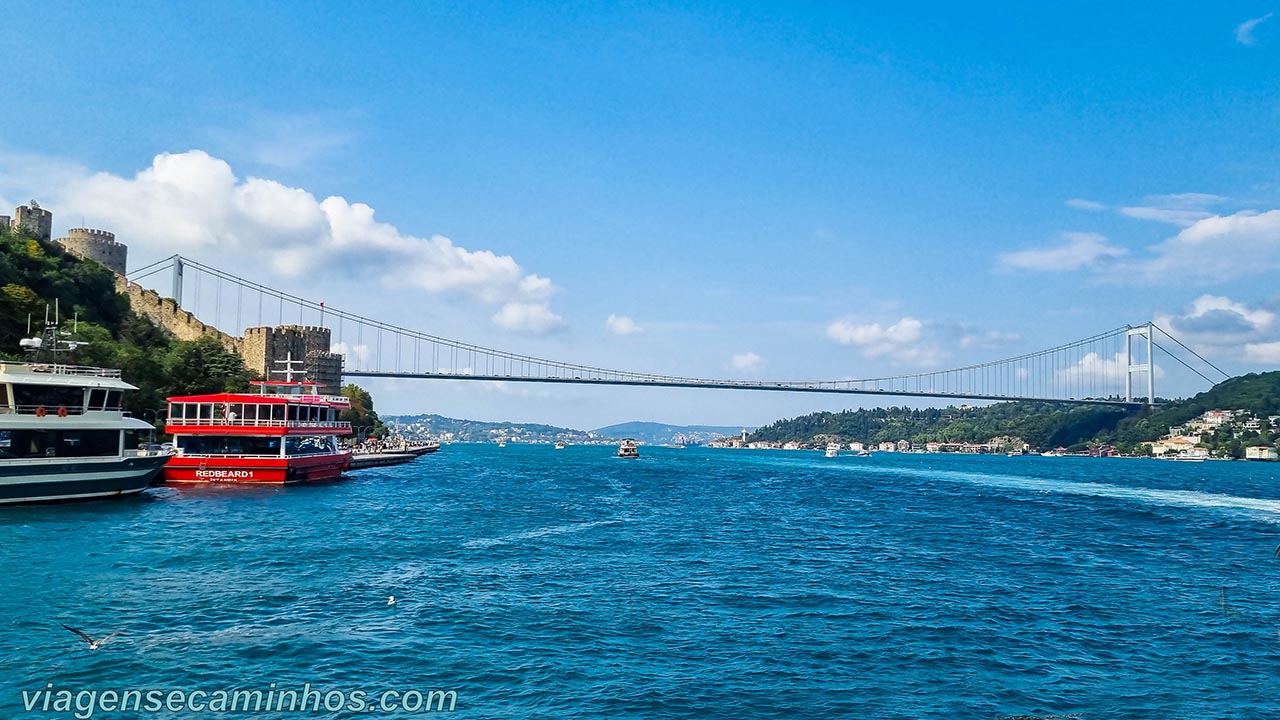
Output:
top-left (3, 446), bottom-right (1280, 719)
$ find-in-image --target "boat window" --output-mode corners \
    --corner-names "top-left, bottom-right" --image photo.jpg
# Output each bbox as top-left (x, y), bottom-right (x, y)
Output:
top-left (89, 388), bottom-right (108, 410)
top-left (0, 429), bottom-right (120, 458)
top-left (12, 384), bottom-right (86, 413)
top-left (284, 435), bottom-right (338, 455)
top-left (105, 390), bottom-right (123, 410)
top-left (177, 435), bottom-right (282, 456)
top-left (272, 405), bottom-right (285, 421)
top-left (242, 404), bottom-right (257, 421)
top-left (229, 403), bottom-right (244, 422)
top-left (287, 405), bottom-right (300, 421)
top-left (197, 403), bottom-right (212, 420)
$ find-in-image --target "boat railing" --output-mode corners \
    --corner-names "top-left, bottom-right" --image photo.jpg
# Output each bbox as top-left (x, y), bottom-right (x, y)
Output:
top-left (250, 391), bottom-right (351, 406)
top-left (168, 418), bottom-right (353, 430)
top-left (26, 363), bottom-right (123, 378)
top-left (175, 451), bottom-right (283, 459)
top-left (175, 450), bottom-right (352, 459)
top-left (0, 404), bottom-right (94, 416)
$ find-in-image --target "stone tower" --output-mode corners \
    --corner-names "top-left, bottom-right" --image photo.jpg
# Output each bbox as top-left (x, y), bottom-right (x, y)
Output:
top-left (13, 202), bottom-right (52, 242)
top-left (56, 228), bottom-right (128, 275)
top-left (240, 325), bottom-right (344, 396)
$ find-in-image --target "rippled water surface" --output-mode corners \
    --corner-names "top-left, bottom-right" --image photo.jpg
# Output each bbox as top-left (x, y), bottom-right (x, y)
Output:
top-left (4, 446), bottom-right (1280, 718)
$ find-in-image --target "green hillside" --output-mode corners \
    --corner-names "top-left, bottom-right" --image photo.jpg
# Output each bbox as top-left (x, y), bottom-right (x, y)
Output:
top-left (0, 225), bottom-right (255, 416)
top-left (749, 371), bottom-right (1280, 454)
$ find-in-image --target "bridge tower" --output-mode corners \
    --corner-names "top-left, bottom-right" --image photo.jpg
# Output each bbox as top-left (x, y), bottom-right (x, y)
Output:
top-left (1124, 323), bottom-right (1155, 405)
top-left (172, 257), bottom-right (184, 307)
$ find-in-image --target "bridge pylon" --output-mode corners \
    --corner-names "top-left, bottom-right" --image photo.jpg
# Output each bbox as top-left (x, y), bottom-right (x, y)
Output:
top-left (172, 256), bottom-right (184, 308)
top-left (1124, 323), bottom-right (1155, 405)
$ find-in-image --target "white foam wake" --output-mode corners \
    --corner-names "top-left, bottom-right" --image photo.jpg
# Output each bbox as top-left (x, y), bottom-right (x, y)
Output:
top-left (837, 463), bottom-right (1280, 522)
top-left (464, 519), bottom-right (623, 549)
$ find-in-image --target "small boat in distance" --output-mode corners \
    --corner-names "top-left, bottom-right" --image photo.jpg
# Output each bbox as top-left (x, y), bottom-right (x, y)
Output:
top-left (498, 438), bottom-right (507, 448)
top-left (617, 439), bottom-right (639, 458)
top-left (825, 442), bottom-right (840, 458)
top-left (554, 441), bottom-right (565, 450)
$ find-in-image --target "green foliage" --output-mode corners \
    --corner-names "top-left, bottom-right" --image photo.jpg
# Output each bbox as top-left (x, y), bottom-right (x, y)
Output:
top-left (750, 402), bottom-right (1131, 449)
top-left (340, 384), bottom-right (386, 438)
top-left (0, 224), bottom-right (256, 419)
top-left (751, 373), bottom-right (1280, 452)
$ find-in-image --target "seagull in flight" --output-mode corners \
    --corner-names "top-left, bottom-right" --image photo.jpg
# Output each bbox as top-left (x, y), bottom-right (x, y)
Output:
top-left (61, 624), bottom-right (120, 650)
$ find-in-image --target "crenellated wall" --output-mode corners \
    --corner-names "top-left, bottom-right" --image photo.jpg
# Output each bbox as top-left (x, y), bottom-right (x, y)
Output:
top-left (115, 276), bottom-right (242, 353)
top-left (241, 325), bottom-right (344, 395)
top-left (57, 228), bottom-right (128, 275)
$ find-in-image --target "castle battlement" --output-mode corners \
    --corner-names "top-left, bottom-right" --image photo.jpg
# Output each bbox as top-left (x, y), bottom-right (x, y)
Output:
top-left (57, 226), bottom-right (128, 275)
top-left (63, 228), bottom-right (124, 245)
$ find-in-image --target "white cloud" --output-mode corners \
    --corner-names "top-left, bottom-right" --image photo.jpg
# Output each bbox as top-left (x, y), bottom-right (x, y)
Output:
top-left (1116, 193), bottom-right (1224, 227)
top-left (1056, 351), bottom-right (1165, 387)
top-left (731, 351), bottom-right (763, 372)
top-left (491, 302), bottom-right (566, 334)
top-left (1123, 209), bottom-right (1280, 283)
top-left (208, 111), bottom-right (356, 170)
top-left (0, 149), bottom-right (564, 333)
top-left (1236, 13), bottom-right (1274, 45)
top-left (1065, 198), bottom-right (1106, 211)
top-left (1154, 295), bottom-right (1275, 349)
top-left (331, 341), bottom-right (371, 370)
top-left (1117, 206), bottom-right (1214, 227)
top-left (959, 329), bottom-right (1021, 349)
top-left (826, 317), bottom-right (946, 367)
top-left (997, 232), bottom-right (1127, 272)
top-left (1244, 342), bottom-right (1280, 364)
top-left (605, 314), bottom-right (642, 336)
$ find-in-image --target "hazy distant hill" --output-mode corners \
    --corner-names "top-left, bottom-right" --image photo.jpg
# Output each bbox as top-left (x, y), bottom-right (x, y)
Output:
top-left (592, 421), bottom-right (752, 445)
top-left (384, 413), bottom-right (601, 444)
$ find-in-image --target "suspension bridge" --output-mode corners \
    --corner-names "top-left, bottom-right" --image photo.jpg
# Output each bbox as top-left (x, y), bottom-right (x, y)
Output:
top-left (125, 255), bottom-right (1229, 408)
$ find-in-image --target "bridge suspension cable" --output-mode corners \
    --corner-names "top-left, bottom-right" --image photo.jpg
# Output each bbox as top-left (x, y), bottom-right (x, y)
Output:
top-left (123, 255), bottom-right (1221, 407)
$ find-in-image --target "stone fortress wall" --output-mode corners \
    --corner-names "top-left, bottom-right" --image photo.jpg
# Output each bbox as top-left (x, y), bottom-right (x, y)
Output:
top-left (13, 201), bottom-right (346, 394)
top-left (12, 203), bottom-right (52, 242)
top-left (56, 228), bottom-right (128, 276)
top-left (116, 276), bottom-right (243, 354)
top-left (242, 325), bottom-right (343, 396)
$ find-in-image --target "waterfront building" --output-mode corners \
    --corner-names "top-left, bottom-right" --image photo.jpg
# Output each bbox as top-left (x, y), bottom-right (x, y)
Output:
top-left (1245, 446), bottom-right (1279, 461)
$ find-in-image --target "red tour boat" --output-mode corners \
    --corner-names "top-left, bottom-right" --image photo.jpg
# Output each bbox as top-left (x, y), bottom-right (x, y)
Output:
top-left (163, 380), bottom-right (353, 484)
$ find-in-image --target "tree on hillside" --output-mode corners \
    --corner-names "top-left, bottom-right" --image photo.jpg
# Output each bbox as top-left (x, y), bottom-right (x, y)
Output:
top-left (341, 384), bottom-right (386, 438)
top-left (161, 337), bottom-right (257, 397)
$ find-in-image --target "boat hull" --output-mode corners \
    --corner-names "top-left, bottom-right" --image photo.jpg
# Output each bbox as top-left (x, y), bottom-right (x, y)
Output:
top-left (0, 454), bottom-right (169, 505)
top-left (163, 452), bottom-right (352, 485)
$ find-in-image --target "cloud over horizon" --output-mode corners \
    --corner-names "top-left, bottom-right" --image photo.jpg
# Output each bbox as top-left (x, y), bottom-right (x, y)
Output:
top-left (825, 316), bottom-right (946, 367)
top-left (1155, 294), bottom-right (1278, 362)
top-left (997, 232), bottom-right (1127, 272)
top-left (0, 149), bottom-right (565, 334)
top-left (605, 314), bottom-right (642, 336)
top-left (731, 351), bottom-right (764, 372)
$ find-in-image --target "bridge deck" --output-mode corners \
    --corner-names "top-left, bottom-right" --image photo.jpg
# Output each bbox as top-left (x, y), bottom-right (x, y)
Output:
top-left (342, 371), bottom-right (1150, 407)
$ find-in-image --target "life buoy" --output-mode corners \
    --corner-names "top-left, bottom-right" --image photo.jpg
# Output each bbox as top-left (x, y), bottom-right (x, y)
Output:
top-left (56, 406), bottom-right (68, 418)
top-left (34, 406), bottom-right (46, 417)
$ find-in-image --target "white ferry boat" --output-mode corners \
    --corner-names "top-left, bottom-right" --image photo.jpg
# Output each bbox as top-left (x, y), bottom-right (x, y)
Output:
top-left (617, 439), bottom-right (639, 458)
top-left (825, 442), bottom-right (840, 458)
top-left (0, 327), bottom-right (168, 504)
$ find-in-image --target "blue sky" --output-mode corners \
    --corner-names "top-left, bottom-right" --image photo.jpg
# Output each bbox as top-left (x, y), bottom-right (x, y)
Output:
top-left (2, 2), bottom-right (1279, 429)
